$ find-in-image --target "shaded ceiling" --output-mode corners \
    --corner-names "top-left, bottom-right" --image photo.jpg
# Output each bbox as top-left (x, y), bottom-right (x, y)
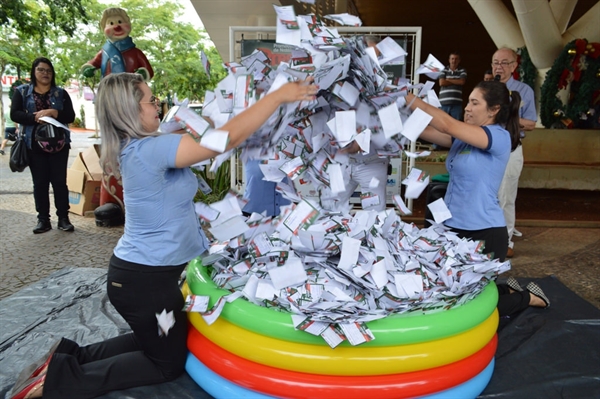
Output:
top-left (349, 0), bottom-right (599, 102)
top-left (277, 0), bottom-right (598, 104)
top-left (192, 0), bottom-right (598, 105)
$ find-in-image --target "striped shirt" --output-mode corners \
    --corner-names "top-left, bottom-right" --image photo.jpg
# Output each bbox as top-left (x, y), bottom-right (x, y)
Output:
top-left (439, 66), bottom-right (467, 105)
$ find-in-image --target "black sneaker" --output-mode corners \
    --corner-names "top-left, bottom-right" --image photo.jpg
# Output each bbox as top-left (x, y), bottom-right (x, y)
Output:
top-left (58, 217), bottom-right (75, 232)
top-left (33, 219), bottom-right (52, 234)
top-left (0, 149), bottom-right (5, 155)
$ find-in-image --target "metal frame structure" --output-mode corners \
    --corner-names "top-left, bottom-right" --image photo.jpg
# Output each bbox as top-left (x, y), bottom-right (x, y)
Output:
top-left (228, 26), bottom-right (422, 209)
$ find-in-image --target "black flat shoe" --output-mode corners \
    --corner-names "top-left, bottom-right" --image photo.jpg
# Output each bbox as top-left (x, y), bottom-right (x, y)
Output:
top-left (33, 220), bottom-right (52, 234)
top-left (57, 218), bottom-right (74, 232)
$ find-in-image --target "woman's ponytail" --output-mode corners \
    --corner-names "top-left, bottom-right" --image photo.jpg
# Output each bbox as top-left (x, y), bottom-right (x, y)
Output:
top-left (506, 90), bottom-right (521, 151)
top-left (475, 81), bottom-right (523, 151)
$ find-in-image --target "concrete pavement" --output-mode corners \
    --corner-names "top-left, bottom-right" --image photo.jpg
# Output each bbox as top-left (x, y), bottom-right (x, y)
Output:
top-left (0, 131), bottom-right (122, 299)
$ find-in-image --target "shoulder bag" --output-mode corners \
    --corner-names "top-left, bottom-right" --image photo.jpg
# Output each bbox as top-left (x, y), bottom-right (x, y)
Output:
top-left (9, 131), bottom-right (29, 172)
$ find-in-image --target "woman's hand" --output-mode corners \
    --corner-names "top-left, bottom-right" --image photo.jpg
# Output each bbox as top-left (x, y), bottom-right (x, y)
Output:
top-left (339, 140), bottom-right (361, 154)
top-left (274, 78), bottom-right (319, 103)
top-left (33, 109), bottom-right (58, 122)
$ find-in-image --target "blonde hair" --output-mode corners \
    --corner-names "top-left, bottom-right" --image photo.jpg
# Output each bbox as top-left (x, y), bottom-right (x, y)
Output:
top-left (96, 73), bottom-right (160, 178)
top-left (99, 7), bottom-right (131, 31)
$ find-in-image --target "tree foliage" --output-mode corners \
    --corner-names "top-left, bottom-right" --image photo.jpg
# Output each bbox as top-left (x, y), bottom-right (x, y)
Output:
top-left (1, 0), bottom-right (224, 132)
top-left (43, 0), bottom-right (225, 101)
top-left (0, 0), bottom-right (89, 46)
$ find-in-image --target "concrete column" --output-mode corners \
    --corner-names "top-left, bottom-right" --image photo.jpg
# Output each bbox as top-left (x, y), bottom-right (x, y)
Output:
top-left (512, 0), bottom-right (564, 69)
top-left (563, 2), bottom-right (600, 44)
top-left (467, 0), bottom-right (524, 49)
top-left (549, 0), bottom-right (576, 34)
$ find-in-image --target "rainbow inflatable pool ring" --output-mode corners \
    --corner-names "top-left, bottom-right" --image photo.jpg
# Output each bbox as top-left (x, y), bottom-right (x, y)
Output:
top-left (183, 258), bottom-right (500, 398)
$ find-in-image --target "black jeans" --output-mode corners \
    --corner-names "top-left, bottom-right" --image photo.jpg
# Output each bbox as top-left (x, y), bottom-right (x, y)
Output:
top-left (450, 226), bottom-right (509, 261)
top-left (450, 226), bottom-right (529, 316)
top-left (28, 141), bottom-right (70, 220)
top-left (43, 256), bottom-right (188, 399)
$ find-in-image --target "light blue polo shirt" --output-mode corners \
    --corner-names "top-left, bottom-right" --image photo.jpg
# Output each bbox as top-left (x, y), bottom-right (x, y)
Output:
top-left (114, 134), bottom-right (209, 266)
top-left (506, 77), bottom-right (537, 137)
top-left (443, 124), bottom-right (511, 231)
top-left (242, 159), bottom-right (290, 217)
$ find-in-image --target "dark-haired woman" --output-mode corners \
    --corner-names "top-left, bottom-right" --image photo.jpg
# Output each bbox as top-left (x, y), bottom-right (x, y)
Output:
top-left (11, 57), bottom-right (76, 233)
top-left (405, 81), bottom-right (549, 317)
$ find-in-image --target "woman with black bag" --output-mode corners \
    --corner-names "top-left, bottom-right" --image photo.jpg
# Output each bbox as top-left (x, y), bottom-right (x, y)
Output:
top-left (11, 57), bottom-right (76, 234)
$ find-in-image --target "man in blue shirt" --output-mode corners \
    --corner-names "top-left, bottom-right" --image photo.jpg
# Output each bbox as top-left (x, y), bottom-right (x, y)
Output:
top-left (491, 47), bottom-right (538, 258)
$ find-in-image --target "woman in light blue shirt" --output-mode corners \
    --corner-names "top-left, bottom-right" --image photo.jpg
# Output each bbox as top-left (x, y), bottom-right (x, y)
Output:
top-left (9, 72), bottom-right (317, 399)
top-left (404, 81), bottom-right (550, 317)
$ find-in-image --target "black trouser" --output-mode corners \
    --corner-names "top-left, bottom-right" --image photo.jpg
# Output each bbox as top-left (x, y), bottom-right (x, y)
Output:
top-left (450, 226), bottom-right (508, 261)
top-left (28, 142), bottom-right (70, 220)
top-left (496, 283), bottom-right (531, 317)
top-left (43, 256), bottom-right (188, 399)
top-left (450, 226), bottom-right (529, 317)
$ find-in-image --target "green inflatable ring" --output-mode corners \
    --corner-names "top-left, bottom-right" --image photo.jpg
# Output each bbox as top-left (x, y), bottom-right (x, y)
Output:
top-left (186, 256), bottom-right (498, 346)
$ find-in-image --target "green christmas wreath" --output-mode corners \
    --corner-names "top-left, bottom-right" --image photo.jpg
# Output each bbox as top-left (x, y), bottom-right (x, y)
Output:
top-left (540, 38), bottom-right (600, 128)
top-left (516, 46), bottom-right (536, 92)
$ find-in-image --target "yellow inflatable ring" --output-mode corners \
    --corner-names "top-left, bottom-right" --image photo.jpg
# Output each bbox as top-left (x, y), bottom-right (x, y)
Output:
top-left (187, 308), bottom-right (498, 376)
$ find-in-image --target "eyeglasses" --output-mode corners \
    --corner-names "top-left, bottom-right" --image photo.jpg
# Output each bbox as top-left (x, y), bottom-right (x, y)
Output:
top-left (140, 96), bottom-right (160, 106)
top-left (36, 67), bottom-right (53, 74)
top-left (491, 61), bottom-right (515, 68)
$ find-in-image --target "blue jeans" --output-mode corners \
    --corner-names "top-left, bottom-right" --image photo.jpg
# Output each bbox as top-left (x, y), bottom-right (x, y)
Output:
top-left (441, 104), bottom-right (463, 121)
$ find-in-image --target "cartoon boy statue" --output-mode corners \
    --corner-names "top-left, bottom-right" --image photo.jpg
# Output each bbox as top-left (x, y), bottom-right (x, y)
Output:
top-left (82, 7), bottom-right (154, 226)
top-left (81, 7), bottom-right (153, 81)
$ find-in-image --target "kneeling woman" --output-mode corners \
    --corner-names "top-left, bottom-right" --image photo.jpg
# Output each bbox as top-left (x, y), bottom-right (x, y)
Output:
top-left (9, 72), bottom-right (317, 399)
top-left (404, 81), bottom-right (549, 317)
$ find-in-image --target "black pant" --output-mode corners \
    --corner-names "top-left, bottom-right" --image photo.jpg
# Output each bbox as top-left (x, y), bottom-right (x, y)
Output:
top-left (450, 226), bottom-right (508, 261)
top-left (28, 142), bottom-right (70, 220)
top-left (496, 283), bottom-right (530, 317)
top-left (43, 256), bottom-right (188, 399)
top-left (450, 226), bottom-right (529, 317)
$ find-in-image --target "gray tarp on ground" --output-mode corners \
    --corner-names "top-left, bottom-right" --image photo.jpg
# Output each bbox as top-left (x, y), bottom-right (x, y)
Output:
top-left (1, 269), bottom-right (599, 399)
top-left (0, 268), bottom-right (211, 399)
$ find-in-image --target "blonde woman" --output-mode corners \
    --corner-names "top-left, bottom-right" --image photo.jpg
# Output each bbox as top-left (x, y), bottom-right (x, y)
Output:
top-left (9, 72), bottom-right (317, 399)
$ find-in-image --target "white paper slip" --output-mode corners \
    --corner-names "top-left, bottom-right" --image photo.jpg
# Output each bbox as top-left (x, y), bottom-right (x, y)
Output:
top-left (378, 103), bottom-right (403, 139)
top-left (268, 257), bottom-right (308, 290)
top-left (201, 296), bottom-right (226, 326)
top-left (401, 108), bottom-right (433, 142)
top-left (39, 116), bottom-right (71, 131)
top-left (156, 309), bottom-right (175, 336)
top-left (321, 325), bottom-right (345, 348)
top-left (183, 295), bottom-right (209, 313)
top-left (292, 314), bottom-right (329, 335)
top-left (200, 129), bottom-right (229, 153)
top-left (427, 197), bottom-right (452, 224)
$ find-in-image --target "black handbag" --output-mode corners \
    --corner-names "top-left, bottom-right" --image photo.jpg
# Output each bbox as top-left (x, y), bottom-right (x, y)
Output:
top-left (9, 132), bottom-right (29, 172)
top-left (6, 128), bottom-right (18, 142)
top-left (34, 123), bottom-right (67, 153)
